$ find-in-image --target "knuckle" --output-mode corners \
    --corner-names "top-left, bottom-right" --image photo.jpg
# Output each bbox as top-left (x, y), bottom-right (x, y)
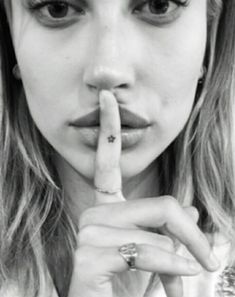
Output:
top-left (79, 207), bottom-right (101, 228)
top-left (160, 195), bottom-right (180, 212)
top-left (75, 245), bottom-right (95, 267)
top-left (189, 206), bottom-right (199, 215)
top-left (187, 206), bottom-right (199, 222)
top-left (96, 161), bottom-right (120, 174)
top-left (78, 225), bottom-right (98, 246)
top-left (162, 237), bottom-right (175, 253)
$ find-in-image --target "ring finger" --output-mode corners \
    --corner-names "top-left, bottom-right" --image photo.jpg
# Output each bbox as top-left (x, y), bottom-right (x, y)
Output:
top-left (76, 244), bottom-right (202, 276)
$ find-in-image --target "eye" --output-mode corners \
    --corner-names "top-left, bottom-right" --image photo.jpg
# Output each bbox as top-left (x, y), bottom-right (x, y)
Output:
top-left (27, 0), bottom-right (85, 22)
top-left (43, 2), bottom-right (71, 18)
top-left (134, 0), bottom-right (188, 16)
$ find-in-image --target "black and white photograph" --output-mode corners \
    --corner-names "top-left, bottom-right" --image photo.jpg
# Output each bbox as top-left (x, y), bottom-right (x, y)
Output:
top-left (0, 1), bottom-right (235, 296)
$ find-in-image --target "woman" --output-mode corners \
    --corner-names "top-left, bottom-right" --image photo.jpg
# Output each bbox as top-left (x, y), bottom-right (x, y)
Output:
top-left (0, 0), bottom-right (235, 296)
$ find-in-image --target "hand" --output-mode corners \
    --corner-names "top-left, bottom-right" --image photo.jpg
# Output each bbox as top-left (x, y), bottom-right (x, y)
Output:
top-left (68, 91), bottom-right (219, 297)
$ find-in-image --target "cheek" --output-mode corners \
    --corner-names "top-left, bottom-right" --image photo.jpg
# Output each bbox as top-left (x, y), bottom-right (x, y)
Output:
top-left (145, 15), bottom-right (206, 129)
top-left (16, 46), bottom-right (76, 136)
top-left (162, 37), bottom-right (205, 128)
top-left (12, 21), bottom-right (83, 135)
top-left (148, 56), bottom-right (202, 146)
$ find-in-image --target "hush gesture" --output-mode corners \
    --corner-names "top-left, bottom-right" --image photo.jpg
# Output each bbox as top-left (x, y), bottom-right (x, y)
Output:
top-left (67, 91), bottom-right (220, 297)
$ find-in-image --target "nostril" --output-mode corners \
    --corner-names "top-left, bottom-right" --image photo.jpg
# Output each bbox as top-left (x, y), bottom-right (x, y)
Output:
top-left (83, 67), bottom-right (135, 91)
top-left (87, 84), bottom-right (97, 91)
top-left (87, 83), bottom-right (128, 91)
top-left (118, 83), bottom-right (129, 89)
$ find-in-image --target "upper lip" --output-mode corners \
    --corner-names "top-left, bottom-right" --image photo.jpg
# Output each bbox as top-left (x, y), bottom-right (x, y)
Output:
top-left (69, 107), bottom-right (151, 129)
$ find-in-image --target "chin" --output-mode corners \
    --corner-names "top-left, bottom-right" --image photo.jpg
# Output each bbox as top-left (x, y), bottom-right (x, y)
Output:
top-left (55, 147), bottom-right (154, 185)
top-left (120, 153), bottom-right (157, 182)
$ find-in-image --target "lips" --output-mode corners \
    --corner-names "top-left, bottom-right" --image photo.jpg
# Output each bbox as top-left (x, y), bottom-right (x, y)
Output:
top-left (69, 106), bottom-right (151, 149)
top-left (69, 107), bottom-right (150, 129)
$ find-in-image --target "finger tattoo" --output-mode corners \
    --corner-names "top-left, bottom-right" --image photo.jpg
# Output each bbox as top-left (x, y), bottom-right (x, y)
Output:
top-left (108, 135), bottom-right (116, 143)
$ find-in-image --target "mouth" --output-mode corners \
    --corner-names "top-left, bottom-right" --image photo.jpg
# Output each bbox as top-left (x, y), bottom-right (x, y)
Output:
top-left (69, 107), bottom-right (151, 150)
top-left (69, 107), bottom-right (151, 129)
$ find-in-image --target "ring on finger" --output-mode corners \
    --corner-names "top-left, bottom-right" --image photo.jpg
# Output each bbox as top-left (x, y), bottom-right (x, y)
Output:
top-left (118, 242), bottom-right (138, 271)
top-left (94, 186), bottom-right (122, 195)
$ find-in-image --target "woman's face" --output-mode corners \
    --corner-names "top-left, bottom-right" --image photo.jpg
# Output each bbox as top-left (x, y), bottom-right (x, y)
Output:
top-left (10, 0), bottom-right (207, 180)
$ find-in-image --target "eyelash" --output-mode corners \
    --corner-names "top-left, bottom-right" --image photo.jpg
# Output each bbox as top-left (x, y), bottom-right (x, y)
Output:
top-left (28, 0), bottom-right (75, 10)
top-left (133, 0), bottom-right (189, 23)
top-left (26, 0), bottom-right (190, 26)
top-left (27, 0), bottom-right (84, 15)
top-left (134, 0), bottom-right (189, 10)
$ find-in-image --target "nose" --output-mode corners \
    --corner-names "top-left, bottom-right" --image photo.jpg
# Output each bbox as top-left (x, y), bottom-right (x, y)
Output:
top-left (83, 20), bottom-right (135, 92)
top-left (84, 66), bottom-right (134, 91)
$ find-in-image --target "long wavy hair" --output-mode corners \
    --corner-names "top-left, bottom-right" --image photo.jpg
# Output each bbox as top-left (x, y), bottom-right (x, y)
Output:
top-left (0, 0), bottom-right (235, 296)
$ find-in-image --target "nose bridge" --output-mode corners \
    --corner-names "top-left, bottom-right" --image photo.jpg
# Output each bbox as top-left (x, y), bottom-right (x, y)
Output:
top-left (83, 13), bottom-right (135, 91)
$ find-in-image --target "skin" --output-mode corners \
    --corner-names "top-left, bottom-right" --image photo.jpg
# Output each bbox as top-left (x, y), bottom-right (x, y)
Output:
top-left (8, 0), bottom-right (220, 296)
top-left (11, 0), bottom-right (206, 183)
top-left (10, 0), bottom-right (208, 214)
top-left (68, 91), bottom-right (219, 297)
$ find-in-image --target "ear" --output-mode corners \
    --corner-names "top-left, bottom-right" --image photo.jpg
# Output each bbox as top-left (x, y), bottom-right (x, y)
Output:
top-left (198, 66), bottom-right (207, 84)
top-left (12, 64), bottom-right (21, 80)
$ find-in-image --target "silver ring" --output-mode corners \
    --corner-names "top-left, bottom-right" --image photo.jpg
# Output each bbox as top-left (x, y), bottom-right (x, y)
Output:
top-left (94, 186), bottom-right (122, 195)
top-left (118, 243), bottom-right (138, 271)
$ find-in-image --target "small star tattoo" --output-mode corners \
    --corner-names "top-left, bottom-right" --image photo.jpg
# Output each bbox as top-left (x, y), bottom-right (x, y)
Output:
top-left (108, 135), bottom-right (116, 143)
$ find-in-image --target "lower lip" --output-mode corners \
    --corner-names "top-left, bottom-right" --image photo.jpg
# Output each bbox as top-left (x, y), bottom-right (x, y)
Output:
top-left (74, 126), bottom-right (148, 150)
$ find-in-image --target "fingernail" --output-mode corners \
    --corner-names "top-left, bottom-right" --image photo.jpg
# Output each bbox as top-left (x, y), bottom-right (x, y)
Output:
top-left (188, 260), bottom-right (202, 273)
top-left (208, 252), bottom-right (220, 270)
top-left (99, 91), bottom-right (116, 108)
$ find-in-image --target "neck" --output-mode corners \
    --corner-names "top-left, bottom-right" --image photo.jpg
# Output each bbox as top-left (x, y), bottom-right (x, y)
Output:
top-left (55, 156), bottom-right (159, 223)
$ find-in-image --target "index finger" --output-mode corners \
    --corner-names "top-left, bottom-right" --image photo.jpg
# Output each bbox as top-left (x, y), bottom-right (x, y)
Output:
top-left (94, 90), bottom-right (125, 205)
